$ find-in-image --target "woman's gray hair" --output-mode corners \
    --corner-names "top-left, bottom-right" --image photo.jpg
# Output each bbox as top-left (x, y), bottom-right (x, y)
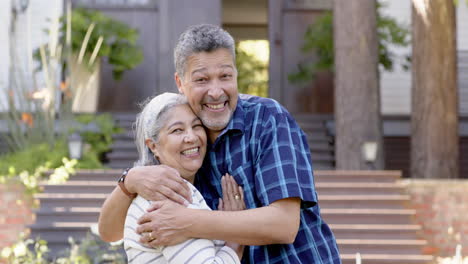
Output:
top-left (174, 24), bottom-right (236, 79)
top-left (134, 93), bottom-right (188, 167)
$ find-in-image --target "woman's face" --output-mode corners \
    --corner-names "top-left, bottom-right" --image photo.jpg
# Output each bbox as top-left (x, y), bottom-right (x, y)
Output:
top-left (147, 104), bottom-right (207, 180)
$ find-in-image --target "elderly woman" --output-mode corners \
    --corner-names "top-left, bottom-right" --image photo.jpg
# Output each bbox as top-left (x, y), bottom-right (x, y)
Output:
top-left (122, 93), bottom-right (245, 263)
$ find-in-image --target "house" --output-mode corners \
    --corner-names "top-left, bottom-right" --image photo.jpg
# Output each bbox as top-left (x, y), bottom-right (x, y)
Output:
top-left (1, 0), bottom-right (466, 176)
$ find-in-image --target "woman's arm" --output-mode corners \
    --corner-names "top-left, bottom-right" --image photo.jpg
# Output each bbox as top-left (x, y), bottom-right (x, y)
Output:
top-left (137, 197), bottom-right (301, 246)
top-left (98, 187), bottom-right (132, 242)
top-left (98, 165), bottom-right (191, 242)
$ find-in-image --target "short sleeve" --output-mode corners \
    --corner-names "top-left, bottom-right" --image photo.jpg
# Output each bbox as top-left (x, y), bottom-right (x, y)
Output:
top-left (254, 107), bottom-right (317, 207)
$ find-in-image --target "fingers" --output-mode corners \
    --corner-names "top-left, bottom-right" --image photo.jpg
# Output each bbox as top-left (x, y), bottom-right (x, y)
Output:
top-left (221, 174), bottom-right (246, 211)
top-left (159, 165), bottom-right (192, 203)
top-left (218, 198), bottom-right (224, 211)
top-left (145, 201), bottom-right (164, 213)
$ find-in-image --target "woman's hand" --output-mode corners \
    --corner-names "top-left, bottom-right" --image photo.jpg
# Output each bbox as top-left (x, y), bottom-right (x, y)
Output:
top-left (218, 174), bottom-right (246, 211)
top-left (218, 174), bottom-right (245, 260)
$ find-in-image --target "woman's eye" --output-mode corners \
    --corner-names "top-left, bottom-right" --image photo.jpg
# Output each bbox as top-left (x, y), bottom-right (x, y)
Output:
top-left (171, 128), bottom-right (183, 133)
top-left (194, 124), bottom-right (203, 129)
top-left (195, 78), bottom-right (206, 83)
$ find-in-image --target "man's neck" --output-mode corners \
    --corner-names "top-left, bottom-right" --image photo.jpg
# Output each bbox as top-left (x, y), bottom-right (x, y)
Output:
top-left (208, 130), bottom-right (221, 144)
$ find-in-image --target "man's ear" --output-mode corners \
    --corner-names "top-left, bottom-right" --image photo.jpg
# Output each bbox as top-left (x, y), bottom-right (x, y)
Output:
top-left (145, 139), bottom-right (159, 157)
top-left (175, 72), bottom-right (184, 94)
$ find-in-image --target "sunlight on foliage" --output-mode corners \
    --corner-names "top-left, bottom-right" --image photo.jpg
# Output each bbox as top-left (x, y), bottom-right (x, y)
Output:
top-left (236, 40), bottom-right (269, 97)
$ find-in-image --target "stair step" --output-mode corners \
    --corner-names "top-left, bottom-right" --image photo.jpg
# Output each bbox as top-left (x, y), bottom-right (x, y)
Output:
top-left (318, 194), bottom-right (410, 209)
top-left (316, 182), bottom-right (404, 195)
top-left (322, 208), bottom-right (415, 225)
top-left (40, 181), bottom-right (116, 193)
top-left (315, 170), bottom-right (401, 183)
top-left (106, 162), bottom-right (134, 169)
top-left (340, 253), bottom-right (433, 264)
top-left (337, 239), bottom-right (427, 255)
top-left (107, 151), bottom-right (138, 160)
top-left (330, 224), bottom-right (422, 240)
top-left (34, 193), bottom-right (107, 208)
top-left (35, 207), bottom-right (101, 224)
top-left (66, 170), bottom-right (121, 181)
top-left (111, 141), bottom-right (137, 151)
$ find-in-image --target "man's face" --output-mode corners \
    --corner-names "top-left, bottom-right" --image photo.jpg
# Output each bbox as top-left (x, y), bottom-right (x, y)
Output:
top-left (176, 48), bottom-right (238, 140)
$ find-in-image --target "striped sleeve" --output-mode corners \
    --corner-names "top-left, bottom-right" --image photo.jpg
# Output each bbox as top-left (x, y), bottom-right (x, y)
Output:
top-left (162, 238), bottom-right (240, 264)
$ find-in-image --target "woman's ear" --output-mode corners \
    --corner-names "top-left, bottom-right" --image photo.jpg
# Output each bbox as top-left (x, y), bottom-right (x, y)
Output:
top-left (145, 139), bottom-right (159, 158)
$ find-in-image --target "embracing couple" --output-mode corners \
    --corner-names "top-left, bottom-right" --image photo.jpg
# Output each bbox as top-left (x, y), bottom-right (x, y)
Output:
top-left (98, 24), bottom-right (341, 264)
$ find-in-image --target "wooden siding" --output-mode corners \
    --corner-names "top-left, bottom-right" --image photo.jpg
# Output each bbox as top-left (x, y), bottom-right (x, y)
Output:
top-left (460, 51), bottom-right (468, 115)
top-left (73, 0), bottom-right (222, 112)
top-left (268, 0), bottom-right (333, 114)
top-left (0, 0), bottom-right (63, 112)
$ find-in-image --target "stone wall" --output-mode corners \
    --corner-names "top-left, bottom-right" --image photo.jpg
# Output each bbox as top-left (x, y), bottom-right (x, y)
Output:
top-left (402, 179), bottom-right (468, 258)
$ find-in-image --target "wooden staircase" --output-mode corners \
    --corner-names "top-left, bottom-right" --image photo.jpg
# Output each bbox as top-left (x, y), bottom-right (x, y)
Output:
top-left (29, 170), bottom-right (434, 263)
top-left (316, 171), bottom-right (433, 264)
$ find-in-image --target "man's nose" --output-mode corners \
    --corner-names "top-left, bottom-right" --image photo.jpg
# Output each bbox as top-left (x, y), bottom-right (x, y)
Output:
top-left (207, 80), bottom-right (224, 100)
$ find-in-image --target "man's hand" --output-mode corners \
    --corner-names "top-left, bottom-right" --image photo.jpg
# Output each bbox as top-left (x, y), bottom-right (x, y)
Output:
top-left (126, 165), bottom-right (191, 205)
top-left (136, 200), bottom-right (192, 247)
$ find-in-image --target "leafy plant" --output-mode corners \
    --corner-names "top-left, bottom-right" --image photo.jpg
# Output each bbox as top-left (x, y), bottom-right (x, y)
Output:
top-left (63, 7), bottom-right (143, 80)
top-left (288, 1), bottom-right (410, 84)
top-left (236, 42), bottom-right (268, 97)
top-left (1, 232), bottom-right (125, 264)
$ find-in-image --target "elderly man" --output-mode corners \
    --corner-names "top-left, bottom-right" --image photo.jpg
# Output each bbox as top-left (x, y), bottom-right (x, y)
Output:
top-left (99, 24), bottom-right (341, 264)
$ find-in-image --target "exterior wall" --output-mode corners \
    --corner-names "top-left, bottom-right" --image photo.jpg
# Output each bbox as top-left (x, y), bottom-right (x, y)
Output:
top-left (379, 0), bottom-right (411, 115)
top-left (380, 0), bottom-right (468, 115)
top-left (0, 0), bottom-right (63, 112)
top-left (0, 182), bottom-right (34, 250)
top-left (403, 180), bottom-right (468, 257)
top-left (269, 0), bottom-right (334, 114)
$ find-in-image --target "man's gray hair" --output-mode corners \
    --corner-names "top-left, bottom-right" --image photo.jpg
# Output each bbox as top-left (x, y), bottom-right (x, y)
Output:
top-left (134, 93), bottom-right (188, 167)
top-left (174, 24), bottom-right (236, 79)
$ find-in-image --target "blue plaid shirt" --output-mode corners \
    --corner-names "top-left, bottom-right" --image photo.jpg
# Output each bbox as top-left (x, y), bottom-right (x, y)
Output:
top-left (195, 95), bottom-right (341, 264)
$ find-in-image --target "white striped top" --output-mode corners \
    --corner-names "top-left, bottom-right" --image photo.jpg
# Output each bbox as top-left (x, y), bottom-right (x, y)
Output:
top-left (124, 181), bottom-right (240, 264)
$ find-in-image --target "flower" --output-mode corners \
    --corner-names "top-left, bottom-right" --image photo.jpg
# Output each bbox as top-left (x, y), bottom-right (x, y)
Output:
top-left (21, 113), bottom-right (34, 128)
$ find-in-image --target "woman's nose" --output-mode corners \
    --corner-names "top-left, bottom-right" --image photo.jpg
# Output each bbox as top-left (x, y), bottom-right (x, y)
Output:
top-left (184, 130), bottom-right (197, 143)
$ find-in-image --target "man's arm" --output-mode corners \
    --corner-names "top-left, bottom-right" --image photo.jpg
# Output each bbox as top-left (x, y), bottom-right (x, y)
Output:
top-left (137, 197), bottom-right (301, 246)
top-left (98, 165), bottom-right (191, 242)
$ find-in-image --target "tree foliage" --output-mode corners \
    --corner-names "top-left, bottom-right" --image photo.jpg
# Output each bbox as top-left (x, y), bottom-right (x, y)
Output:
top-left (289, 1), bottom-right (410, 84)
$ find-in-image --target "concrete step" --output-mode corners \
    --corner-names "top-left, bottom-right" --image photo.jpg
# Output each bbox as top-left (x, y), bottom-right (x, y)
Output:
top-left (340, 253), bottom-right (433, 264)
top-left (34, 207), bottom-right (100, 223)
top-left (315, 171), bottom-right (402, 183)
top-left (30, 222), bottom-right (95, 242)
top-left (321, 208), bottom-right (415, 225)
top-left (312, 163), bottom-right (335, 170)
top-left (318, 194), bottom-right (410, 209)
top-left (66, 170), bottom-right (121, 181)
top-left (311, 154), bottom-right (335, 162)
top-left (40, 181), bottom-right (115, 194)
top-left (111, 140), bottom-right (137, 151)
top-left (337, 239), bottom-right (427, 255)
top-left (107, 151), bottom-right (138, 161)
top-left (34, 193), bottom-right (107, 208)
top-left (106, 161), bottom-right (133, 169)
top-left (316, 182), bottom-right (404, 195)
top-left (329, 224), bottom-right (422, 240)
